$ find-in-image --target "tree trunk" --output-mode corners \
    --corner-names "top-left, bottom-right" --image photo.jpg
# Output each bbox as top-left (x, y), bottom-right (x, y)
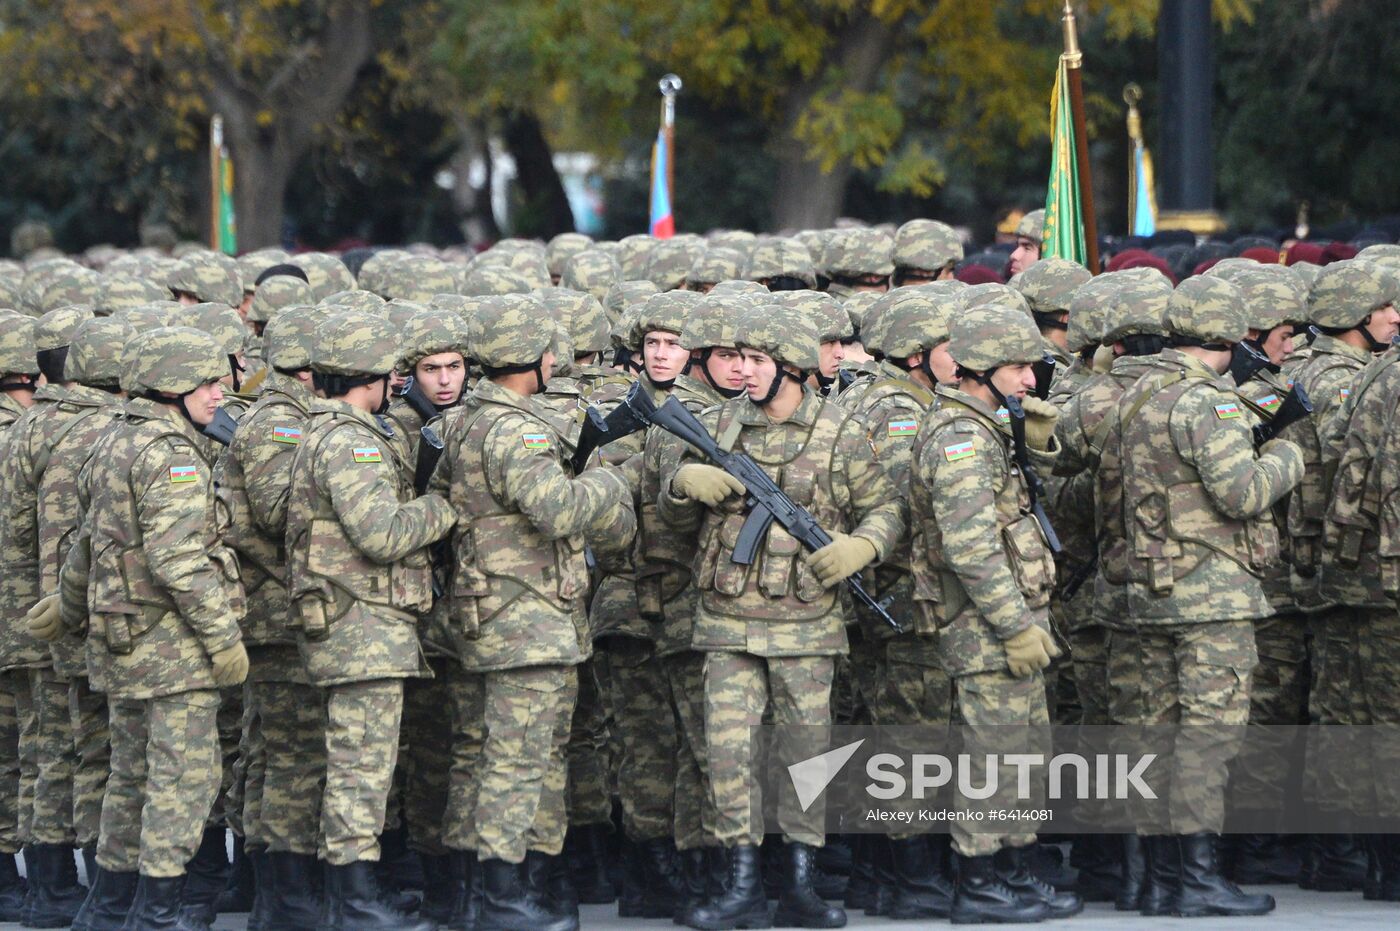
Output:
top-left (450, 115), bottom-right (501, 245)
top-left (769, 14), bottom-right (896, 231)
top-left (501, 109), bottom-right (575, 238)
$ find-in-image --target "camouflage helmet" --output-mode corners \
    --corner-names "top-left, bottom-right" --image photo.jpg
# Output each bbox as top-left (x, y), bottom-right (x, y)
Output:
top-left (881, 290), bottom-right (959, 359)
top-left (680, 295), bottom-right (747, 351)
top-left (1358, 243), bottom-right (1400, 264)
top-left (546, 233), bottom-right (595, 278)
top-left (126, 326), bottom-right (229, 395)
top-left (354, 249), bottom-right (412, 296)
top-left (65, 317), bottom-right (133, 388)
top-left (0, 313), bottom-right (38, 375)
top-left (746, 237), bottom-right (817, 288)
top-left (537, 287), bottom-right (611, 355)
top-left (961, 282), bottom-right (1032, 317)
top-left (611, 302), bottom-right (646, 353)
top-left (1288, 261), bottom-right (1321, 292)
top-left (1095, 270), bottom-right (1173, 347)
top-left (39, 267), bottom-right (103, 313)
top-left (708, 229), bottom-right (757, 249)
top-left (1209, 264), bottom-right (1307, 330)
top-left (616, 235), bottom-right (657, 280)
top-left (319, 289), bottom-right (386, 314)
top-left (708, 279), bottom-right (768, 297)
top-left (948, 306), bottom-right (1046, 372)
top-left (630, 291), bottom-right (700, 347)
top-left (824, 228), bottom-right (895, 279)
top-left (262, 305), bottom-right (321, 372)
top-left (10, 220), bottom-right (54, 258)
top-left (1014, 257), bottom-right (1092, 323)
top-left (687, 247), bottom-right (745, 289)
top-left (1164, 276), bottom-right (1249, 344)
top-left (400, 308), bottom-right (472, 372)
top-left (19, 258), bottom-right (78, 315)
top-left (115, 303), bottom-right (178, 332)
top-left (892, 219), bottom-right (964, 273)
top-left (312, 309), bottom-right (399, 376)
top-left (1016, 209), bottom-right (1046, 245)
top-left (166, 254), bottom-right (242, 307)
top-left (385, 256), bottom-right (460, 303)
top-left (469, 294), bottom-right (553, 368)
top-left (0, 272), bottom-right (19, 311)
top-left (603, 279), bottom-right (660, 323)
top-left (645, 238), bottom-right (705, 291)
top-left (236, 250), bottom-right (289, 291)
top-left (249, 275), bottom-right (314, 324)
top-left (561, 250), bottom-right (622, 303)
top-left (840, 290), bottom-right (883, 342)
top-left (1309, 260), bottom-right (1400, 329)
top-left (98, 274), bottom-right (168, 316)
top-left (737, 304), bottom-right (821, 372)
top-left (35, 304), bottom-right (95, 351)
top-left (769, 290), bottom-right (851, 342)
top-left (294, 253), bottom-right (357, 302)
top-left (187, 303), bottom-right (247, 355)
top-left (461, 263), bottom-right (537, 296)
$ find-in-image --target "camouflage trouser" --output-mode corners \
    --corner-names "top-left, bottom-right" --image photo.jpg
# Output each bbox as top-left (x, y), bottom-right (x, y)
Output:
top-left (844, 628), bottom-right (884, 725)
top-left (1303, 605), bottom-right (1361, 815)
top-left (607, 638), bottom-right (675, 842)
top-left (1228, 611), bottom-right (1308, 820)
top-left (444, 664), bottom-right (577, 863)
top-left (881, 650), bottom-right (954, 841)
top-left (68, 676), bottom-right (108, 847)
top-left (663, 650), bottom-right (712, 850)
top-left (1068, 625), bottom-right (1110, 725)
top-left (1113, 621), bottom-right (1256, 836)
top-left (0, 672), bottom-right (20, 854)
top-left (215, 686), bottom-right (243, 832)
top-left (1358, 606), bottom-right (1400, 817)
top-left (10, 670), bottom-right (38, 844)
top-left (99, 690), bottom-right (222, 877)
top-left (242, 679), bottom-right (325, 855)
top-left (28, 667), bottom-right (76, 845)
top-left (703, 651), bottom-right (833, 848)
top-left (950, 669), bottom-right (1049, 857)
top-left (402, 658), bottom-right (453, 856)
top-left (566, 656), bottom-right (613, 827)
top-left (320, 679), bottom-right (403, 865)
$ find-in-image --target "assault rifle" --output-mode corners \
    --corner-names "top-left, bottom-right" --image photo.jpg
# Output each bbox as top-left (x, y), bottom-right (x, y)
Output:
top-left (397, 376), bottom-right (447, 494)
top-left (1251, 383), bottom-right (1313, 448)
top-left (201, 408), bottom-right (239, 446)
top-left (570, 381), bottom-right (654, 473)
top-left (1003, 395), bottom-right (1063, 555)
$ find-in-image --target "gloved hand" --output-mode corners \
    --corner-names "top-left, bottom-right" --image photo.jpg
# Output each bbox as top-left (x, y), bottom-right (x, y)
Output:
top-left (1003, 625), bottom-right (1060, 678)
top-left (672, 464), bottom-right (746, 507)
top-left (1020, 396), bottom-right (1060, 451)
top-left (210, 642), bottom-right (250, 687)
top-left (25, 595), bottom-right (62, 642)
top-left (806, 533), bottom-right (878, 588)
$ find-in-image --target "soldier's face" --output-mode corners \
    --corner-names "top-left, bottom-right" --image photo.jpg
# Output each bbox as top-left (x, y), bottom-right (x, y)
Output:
top-left (415, 352), bottom-right (467, 406)
top-left (1010, 238), bottom-right (1040, 275)
top-left (741, 349), bottom-right (779, 399)
top-left (991, 362), bottom-right (1036, 400)
top-left (697, 348), bottom-right (745, 391)
top-left (185, 381), bottom-right (225, 426)
top-left (1365, 303), bottom-right (1400, 345)
top-left (539, 350), bottom-right (556, 387)
top-left (852, 274), bottom-right (889, 294)
top-left (643, 331), bottom-right (688, 383)
top-left (818, 340), bottom-right (845, 378)
top-left (926, 343), bottom-right (958, 385)
top-left (1261, 325), bottom-right (1295, 366)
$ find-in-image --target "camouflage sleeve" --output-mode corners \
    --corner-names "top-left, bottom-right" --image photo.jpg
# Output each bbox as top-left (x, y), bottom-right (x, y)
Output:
top-left (1054, 391), bottom-right (1092, 475)
top-left (58, 518), bottom-right (90, 633)
top-left (133, 440), bottom-right (241, 656)
top-left (0, 416), bottom-right (42, 568)
top-left (318, 426), bottom-right (457, 563)
top-left (585, 451), bottom-right (639, 557)
top-left (917, 423), bottom-right (1030, 639)
top-left (241, 421), bottom-right (300, 538)
top-left (836, 414), bottom-right (904, 562)
top-left (858, 394), bottom-right (922, 492)
top-left (489, 413), bottom-right (631, 541)
top-left (654, 413), bottom-right (718, 533)
top-left (1172, 385), bottom-right (1304, 520)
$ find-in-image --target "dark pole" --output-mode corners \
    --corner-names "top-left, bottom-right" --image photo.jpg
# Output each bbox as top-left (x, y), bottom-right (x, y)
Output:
top-left (1157, 0), bottom-right (1214, 212)
top-left (1062, 3), bottom-right (1100, 273)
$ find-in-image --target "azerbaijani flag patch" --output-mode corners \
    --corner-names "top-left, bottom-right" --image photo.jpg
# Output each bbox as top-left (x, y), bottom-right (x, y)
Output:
top-left (168, 465), bottom-right (198, 484)
top-left (1255, 394), bottom-right (1282, 413)
top-left (943, 441), bottom-right (976, 462)
top-left (996, 407), bottom-right (1011, 425)
top-left (1339, 387), bottom-right (1351, 401)
top-left (1214, 402), bottom-right (1242, 420)
top-left (271, 425), bottom-right (302, 445)
top-left (522, 434), bottom-right (552, 451)
top-left (887, 419), bottom-right (918, 438)
top-left (352, 447), bottom-right (382, 464)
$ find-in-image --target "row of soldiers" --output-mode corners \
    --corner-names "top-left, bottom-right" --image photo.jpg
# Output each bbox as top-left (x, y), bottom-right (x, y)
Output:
top-left (0, 215), bottom-right (1397, 930)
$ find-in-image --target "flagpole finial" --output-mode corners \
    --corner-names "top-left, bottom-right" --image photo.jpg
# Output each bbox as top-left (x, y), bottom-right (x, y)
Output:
top-left (1124, 83), bottom-right (1143, 140)
top-left (658, 74), bottom-right (683, 98)
top-left (1061, 2), bottom-right (1082, 67)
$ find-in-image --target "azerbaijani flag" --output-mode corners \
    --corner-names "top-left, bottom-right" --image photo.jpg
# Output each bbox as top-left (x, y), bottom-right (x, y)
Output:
top-left (1130, 137), bottom-right (1157, 237)
top-left (649, 127), bottom-right (674, 238)
top-left (1042, 57), bottom-right (1087, 265)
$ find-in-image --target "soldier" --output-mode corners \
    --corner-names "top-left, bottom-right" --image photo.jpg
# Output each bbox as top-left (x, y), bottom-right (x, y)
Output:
top-left (1108, 276), bottom-right (1303, 917)
top-left (547, 234), bottom-right (595, 286)
top-left (1014, 257), bottom-right (1093, 382)
top-left (746, 238), bottom-right (818, 292)
top-left (165, 255), bottom-right (243, 310)
top-left (823, 229), bottom-right (894, 299)
top-left (769, 291), bottom-right (849, 396)
top-left (908, 305), bottom-right (1079, 924)
top-left (284, 309), bottom-right (456, 931)
top-left (45, 326), bottom-right (250, 928)
top-left (1008, 210), bottom-right (1044, 276)
top-left (431, 294), bottom-right (634, 931)
top-left (686, 248), bottom-right (747, 294)
top-left (658, 304), bottom-right (902, 931)
top-left (891, 219), bottom-right (963, 287)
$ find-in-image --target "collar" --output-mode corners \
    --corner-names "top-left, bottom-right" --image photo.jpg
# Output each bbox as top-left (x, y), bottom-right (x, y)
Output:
top-left (122, 396), bottom-right (207, 444)
top-left (472, 377), bottom-right (540, 416)
top-left (736, 384), bottom-right (822, 427)
top-left (308, 396), bottom-right (393, 435)
top-left (934, 384), bottom-right (1012, 435)
top-left (32, 383), bottom-right (68, 403)
top-left (63, 384), bottom-right (122, 408)
top-left (1158, 347), bottom-right (1227, 382)
top-left (674, 373), bottom-right (725, 408)
top-left (1310, 332), bottom-right (1373, 364)
top-left (263, 370), bottom-right (313, 403)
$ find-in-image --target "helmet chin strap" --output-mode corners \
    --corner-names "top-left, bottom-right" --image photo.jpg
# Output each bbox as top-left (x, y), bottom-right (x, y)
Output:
top-left (1357, 314), bottom-right (1391, 353)
top-left (698, 349), bottom-right (744, 399)
top-left (962, 365), bottom-right (1007, 408)
top-left (749, 366), bottom-right (800, 408)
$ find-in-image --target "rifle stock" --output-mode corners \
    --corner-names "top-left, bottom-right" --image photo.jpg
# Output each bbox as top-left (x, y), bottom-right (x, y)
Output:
top-left (202, 408), bottom-right (238, 446)
top-left (1004, 395), bottom-right (1063, 554)
top-left (1252, 383), bottom-right (1313, 447)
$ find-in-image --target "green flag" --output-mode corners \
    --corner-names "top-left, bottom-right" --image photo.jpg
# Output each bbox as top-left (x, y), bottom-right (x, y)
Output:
top-left (1042, 57), bottom-right (1086, 265)
top-left (216, 150), bottom-right (237, 255)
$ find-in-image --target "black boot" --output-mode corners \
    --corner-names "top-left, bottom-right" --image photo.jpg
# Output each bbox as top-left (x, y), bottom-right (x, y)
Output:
top-left (420, 852), bottom-right (465, 925)
top-left (675, 848), bottom-right (709, 921)
top-left (1231, 833), bottom-right (1301, 885)
top-left (215, 834), bottom-right (255, 914)
top-left (1364, 835), bottom-right (1384, 900)
top-left (244, 850), bottom-right (271, 931)
top-left (376, 828), bottom-right (425, 900)
top-left (772, 843), bottom-right (844, 929)
top-left (1069, 834), bottom-right (1118, 902)
top-left (119, 874), bottom-right (185, 931)
top-left (82, 846), bottom-right (97, 889)
top-left (0, 853), bottom-right (25, 922)
top-left (887, 837), bottom-right (952, 919)
top-left (478, 858), bottom-right (575, 931)
top-left (524, 850), bottom-right (578, 918)
top-left (445, 851), bottom-right (481, 931)
top-left (1379, 834), bottom-right (1400, 902)
top-left (1173, 833), bottom-right (1275, 918)
top-left (707, 847), bottom-right (731, 901)
top-left (1139, 836), bottom-right (1178, 916)
top-left (1312, 833), bottom-right (1367, 891)
top-left (864, 836), bottom-right (895, 916)
top-left (1297, 833), bottom-right (1320, 889)
top-left (949, 852), bottom-right (1048, 925)
top-left (683, 844), bottom-right (771, 931)
top-left (71, 863), bottom-right (138, 931)
top-left (566, 825), bottom-right (615, 905)
top-left (263, 853), bottom-right (321, 931)
top-left (994, 845), bottom-right (1083, 919)
top-left (21, 843), bottom-right (88, 928)
top-left (324, 860), bottom-right (435, 931)
top-left (1114, 834), bottom-right (1145, 912)
top-left (839, 837), bottom-right (872, 912)
top-left (177, 828), bottom-right (228, 928)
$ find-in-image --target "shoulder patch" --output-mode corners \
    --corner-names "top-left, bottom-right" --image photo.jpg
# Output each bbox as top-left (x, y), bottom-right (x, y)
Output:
top-left (943, 440), bottom-right (976, 462)
top-left (522, 433), bottom-right (552, 451)
top-left (168, 464), bottom-right (198, 484)
top-left (1253, 393), bottom-right (1281, 413)
top-left (271, 425), bottom-right (302, 445)
top-left (1338, 387), bottom-right (1351, 401)
top-left (887, 418), bottom-right (918, 438)
top-left (995, 407), bottom-right (1011, 425)
top-left (352, 446), bottom-right (382, 463)
top-left (1214, 402), bottom-right (1242, 420)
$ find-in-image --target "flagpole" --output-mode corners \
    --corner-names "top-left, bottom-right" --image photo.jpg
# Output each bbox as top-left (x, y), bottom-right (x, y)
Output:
top-left (659, 74), bottom-right (681, 233)
top-left (1061, 3), bottom-right (1099, 273)
top-left (209, 115), bottom-right (223, 251)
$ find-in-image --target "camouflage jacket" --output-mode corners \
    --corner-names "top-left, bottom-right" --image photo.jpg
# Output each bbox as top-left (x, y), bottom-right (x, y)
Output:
top-left (0, 392), bottom-right (27, 431)
top-left (658, 386), bottom-right (903, 657)
top-left (0, 384), bottom-right (70, 672)
top-left (36, 385), bottom-right (124, 678)
top-left (286, 397), bottom-right (456, 687)
top-left (80, 398), bottom-right (246, 700)
top-left (1238, 369), bottom-right (1304, 612)
top-left (1115, 350), bottom-right (1303, 625)
top-left (1281, 334), bottom-right (1370, 608)
top-left (432, 378), bottom-right (633, 672)
top-left (832, 359), bottom-right (904, 410)
top-left (1046, 351), bottom-right (1093, 407)
top-left (909, 386), bottom-right (1058, 678)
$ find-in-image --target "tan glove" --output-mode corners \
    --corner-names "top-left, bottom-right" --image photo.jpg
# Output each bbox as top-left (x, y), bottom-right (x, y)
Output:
top-left (672, 464), bottom-right (746, 507)
top-left (25, 595), bottom-right (62, 643)
top-left (1019, 396), bottom-right (1060, 451)
top-left (210, 642), bottom-right (250, 687)
top-left (1003, 625), bottom-right (1060, 678)
top-left (1092, 344), bottom-right (1116, 374)
top-left (806, 534), bottom-right (878, 588)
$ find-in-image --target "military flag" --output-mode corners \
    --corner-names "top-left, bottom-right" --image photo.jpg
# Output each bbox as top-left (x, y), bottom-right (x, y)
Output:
top-left (1125, 84), bottom-right (1158, 237)
top-left (649, 74), bottom-right (682, 238)
top-left (210, 115), bottom-right (237, 254)
top-left (1042, 3), bottom-right (1099, 272)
